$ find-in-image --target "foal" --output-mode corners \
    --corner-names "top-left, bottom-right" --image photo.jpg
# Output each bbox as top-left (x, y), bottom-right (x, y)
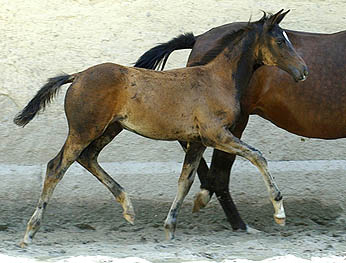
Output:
top-left (14, 10), bottom-right (307, 246)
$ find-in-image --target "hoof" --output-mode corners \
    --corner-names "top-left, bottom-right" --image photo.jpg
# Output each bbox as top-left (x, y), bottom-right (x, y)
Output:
top-left (19, 241), bottom-right (29, 248)
top-left (245, 225), bottom-right (261, 234)
top-left (164, 220), bottom-right (176, 240)
top-left (272, 198), bottom-right (285, 226)
top-left (193, 189), bottom-right (211, 213)
top-left (233, 225), bottom-right (260, 234)
top-left (164, 227), bottom-right (175, 240)
top-left (19, 234), bottom-right (33, 248)
top-left (118, 192), bottom-right (135, 225)
top-left (124, 212), bottom-right (135, 225)
top-left (274, 216), bottom-right (286, 226)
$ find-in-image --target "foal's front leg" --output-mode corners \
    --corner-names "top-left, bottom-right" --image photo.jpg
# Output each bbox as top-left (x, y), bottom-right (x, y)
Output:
top-left (164, 142), bottom-right (206, 239)
top-left (201, 126), bottom-right (285, 226)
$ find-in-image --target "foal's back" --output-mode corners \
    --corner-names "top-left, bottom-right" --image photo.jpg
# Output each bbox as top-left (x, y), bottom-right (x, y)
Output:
top-left (65, 62), bottom-right (227, 141)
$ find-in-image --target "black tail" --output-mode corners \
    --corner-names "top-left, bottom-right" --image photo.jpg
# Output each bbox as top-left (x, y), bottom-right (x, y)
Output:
top-left (14, 74), bottom-right (75, 127)
top-left (134, 32), bottom-right (196, 70)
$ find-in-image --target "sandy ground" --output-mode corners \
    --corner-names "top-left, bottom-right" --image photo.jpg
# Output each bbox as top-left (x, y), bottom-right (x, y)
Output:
top-left (1, 0), bottom-right (346, 262)
top-left (2, 160), bottom-right (346, 262)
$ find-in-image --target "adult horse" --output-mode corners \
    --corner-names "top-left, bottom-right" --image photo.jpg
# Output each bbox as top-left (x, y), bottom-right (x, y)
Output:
top-left (135, 15), bottom-right (346, 230)
top-left (14, 10), bottom-right (307, 246)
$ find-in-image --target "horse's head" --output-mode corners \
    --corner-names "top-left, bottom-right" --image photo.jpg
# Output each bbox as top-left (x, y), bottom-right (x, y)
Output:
top-left (254, 9), bottom-right (308, 82)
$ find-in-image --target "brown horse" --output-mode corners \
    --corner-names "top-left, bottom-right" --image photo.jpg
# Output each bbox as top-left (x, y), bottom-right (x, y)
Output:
top-left (135, 15), bottom-right (346, 230)
top-left (14, 10), bottom-right (307, 246)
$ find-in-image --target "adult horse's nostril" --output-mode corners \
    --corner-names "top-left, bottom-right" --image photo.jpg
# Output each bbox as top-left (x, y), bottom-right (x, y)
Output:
top-left (297, 65), bottom-right (308, 82)
top-left (304, 68), bottom-right (309, 77)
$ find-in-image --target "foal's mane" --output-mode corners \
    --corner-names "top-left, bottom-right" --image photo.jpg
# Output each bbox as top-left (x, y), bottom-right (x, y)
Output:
top-left (191, 12), bottom-right (277, 67)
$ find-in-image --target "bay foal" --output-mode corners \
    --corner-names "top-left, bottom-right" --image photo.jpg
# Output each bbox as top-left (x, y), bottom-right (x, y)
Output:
top-left (15, 10), bottom-right (307, 246)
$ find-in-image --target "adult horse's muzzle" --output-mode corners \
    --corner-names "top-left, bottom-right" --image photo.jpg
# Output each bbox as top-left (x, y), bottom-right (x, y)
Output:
top-left (290, 64), bottom-right (309, 82)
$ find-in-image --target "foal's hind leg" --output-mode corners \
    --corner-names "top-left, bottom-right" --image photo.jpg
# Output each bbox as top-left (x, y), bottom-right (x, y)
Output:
top-left (77, 122), bottom-right (135, 224)
top-left (164, 142), bottom-right (206, 239)
top-left (193, 116), bottom-right (249, 231)
top-left (20, 135), bottom-right (88, 247)
top-left (200, 126), bottom-right (285, 226)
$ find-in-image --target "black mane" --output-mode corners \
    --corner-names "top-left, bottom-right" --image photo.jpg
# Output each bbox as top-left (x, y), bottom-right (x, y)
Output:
top-left (190, 27), bottom-right (247, 67)
top-left (189, 12), bottom-right (280, 67)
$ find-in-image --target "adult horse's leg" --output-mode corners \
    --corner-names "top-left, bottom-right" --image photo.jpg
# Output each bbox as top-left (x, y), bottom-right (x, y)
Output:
top-left (20, 134), bottom-right (89, 247)
top-left (199, 124), bottom-right (285, 226)
top-left (77, 121), bottom-right (135, 224)
top-left (164, 142), bottom-right (206, 239)
top-left (194, 116), bottom-right (249, 230)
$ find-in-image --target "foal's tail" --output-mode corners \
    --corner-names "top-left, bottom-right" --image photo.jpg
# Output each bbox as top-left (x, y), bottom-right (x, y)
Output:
top-left (134, 32), bottom-right (196, 70)
top-left (14, 74), bottom-right (76, 127)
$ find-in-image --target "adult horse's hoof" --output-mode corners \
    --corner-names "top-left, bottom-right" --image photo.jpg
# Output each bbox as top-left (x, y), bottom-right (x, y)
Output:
top-left (193, 189), bottom-right (211, 213)
top-left (245, 225), bottom-right (261, 234)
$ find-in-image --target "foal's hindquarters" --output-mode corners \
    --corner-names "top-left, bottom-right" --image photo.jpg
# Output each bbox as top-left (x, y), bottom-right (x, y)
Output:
top-left (17, 62), bottom-right (284, 245)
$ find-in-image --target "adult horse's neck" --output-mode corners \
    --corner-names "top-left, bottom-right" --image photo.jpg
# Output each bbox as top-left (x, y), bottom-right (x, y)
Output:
top-left (209, 28), bottom-right (259, 99)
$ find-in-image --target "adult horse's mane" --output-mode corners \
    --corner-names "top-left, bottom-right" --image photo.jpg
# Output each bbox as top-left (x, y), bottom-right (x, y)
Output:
top-left (190, 12), bottom-right (280, 67)
top-left (134, 11), bottom-right (286, 71)
top-left (189, 27), bottom-right (247, 67)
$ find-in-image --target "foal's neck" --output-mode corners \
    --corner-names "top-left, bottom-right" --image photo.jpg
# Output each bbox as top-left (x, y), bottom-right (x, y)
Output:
top-left (210, 29), bottom-right (259, 99)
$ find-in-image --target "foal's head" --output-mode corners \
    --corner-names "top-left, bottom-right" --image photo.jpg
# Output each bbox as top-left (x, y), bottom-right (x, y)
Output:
top-left (253, 9), bottom-right (308, 82)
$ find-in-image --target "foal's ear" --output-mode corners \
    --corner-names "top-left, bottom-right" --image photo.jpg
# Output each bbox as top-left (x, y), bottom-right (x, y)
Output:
top-left (275, 9), bottom-right (290, 25)
top-left (268, 9), bottom-right (290, 25)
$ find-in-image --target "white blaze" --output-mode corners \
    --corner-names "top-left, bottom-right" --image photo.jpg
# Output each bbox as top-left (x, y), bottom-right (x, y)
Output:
top-left (283, 30), bottom-right (291, 44)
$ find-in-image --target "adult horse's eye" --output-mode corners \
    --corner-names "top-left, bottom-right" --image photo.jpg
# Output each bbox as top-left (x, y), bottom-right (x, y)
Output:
top-left (276, 39), bottom-right (284, 46)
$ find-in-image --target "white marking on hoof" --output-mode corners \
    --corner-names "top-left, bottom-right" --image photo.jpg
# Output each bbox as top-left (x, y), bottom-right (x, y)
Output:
top-left (193, 189), bottom-right (211, 212)
top-left (272, 198), bottom-right (285, 226)
top-left (274, 200), bottom-right (286, 226)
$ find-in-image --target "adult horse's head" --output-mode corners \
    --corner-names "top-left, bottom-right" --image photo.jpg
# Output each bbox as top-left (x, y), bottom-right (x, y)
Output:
top-left (254, 9), bottom-right (308, 82)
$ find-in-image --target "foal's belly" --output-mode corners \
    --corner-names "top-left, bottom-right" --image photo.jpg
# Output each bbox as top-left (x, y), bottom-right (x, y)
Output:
top-left (118, 114), bottom-right (201, 141)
